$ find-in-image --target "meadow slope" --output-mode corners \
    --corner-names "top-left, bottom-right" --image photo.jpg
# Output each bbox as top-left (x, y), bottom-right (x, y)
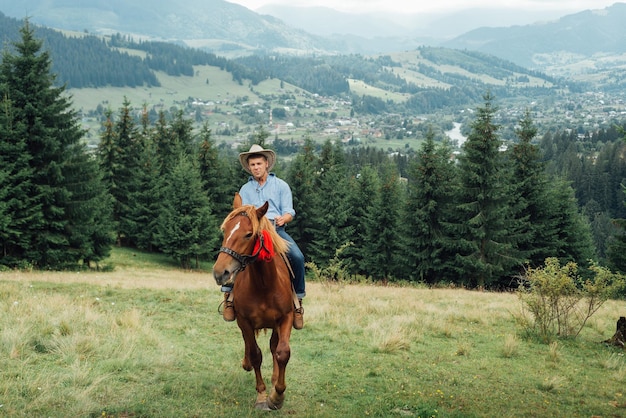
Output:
top-left (1, 252), bottom-right (625, 417)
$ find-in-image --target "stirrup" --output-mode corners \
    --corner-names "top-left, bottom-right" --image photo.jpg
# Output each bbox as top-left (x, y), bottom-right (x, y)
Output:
top-left (220, 299), bottom-right (236, 322)
top-left (217, 299), bottom-right (227, 314)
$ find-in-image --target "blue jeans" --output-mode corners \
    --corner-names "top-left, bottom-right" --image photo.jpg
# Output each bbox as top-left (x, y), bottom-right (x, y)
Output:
top-left (221, 226), bottom-right (306, 299)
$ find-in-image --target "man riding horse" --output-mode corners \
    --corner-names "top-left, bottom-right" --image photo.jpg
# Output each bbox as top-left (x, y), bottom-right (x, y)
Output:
top-left (220, 144), bottom-right (305, 329)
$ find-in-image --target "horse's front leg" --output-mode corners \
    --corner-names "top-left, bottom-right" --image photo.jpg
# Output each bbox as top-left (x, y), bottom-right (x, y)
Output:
top-left (267, 321), bottom-right (292, 410)
top-left (238, 322), bottom-right (267, 409)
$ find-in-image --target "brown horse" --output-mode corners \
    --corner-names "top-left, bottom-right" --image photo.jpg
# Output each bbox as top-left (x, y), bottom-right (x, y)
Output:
top-left (213, 193), bottom-right (294, 410)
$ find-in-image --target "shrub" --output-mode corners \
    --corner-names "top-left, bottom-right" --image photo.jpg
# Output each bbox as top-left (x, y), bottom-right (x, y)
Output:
top-left (517, 257), bottom-right (625, 342)
top-left (305, 242), bottom-right (352, 282)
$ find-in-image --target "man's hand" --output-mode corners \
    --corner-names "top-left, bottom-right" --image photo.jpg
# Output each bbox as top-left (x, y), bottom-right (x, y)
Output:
top-left (274, 213), bottom-right (292, 227)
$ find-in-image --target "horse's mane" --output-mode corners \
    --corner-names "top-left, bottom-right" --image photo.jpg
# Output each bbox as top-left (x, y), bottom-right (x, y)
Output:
top-left (221, 204), bottom-right (290, 256)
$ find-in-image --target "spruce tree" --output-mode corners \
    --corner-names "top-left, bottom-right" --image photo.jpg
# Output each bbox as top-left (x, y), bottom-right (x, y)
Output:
top-left (99, 98), bottom-right (142, 246)
top-left (403, 130), bottom-right (458, 283)
top-left (546, 178), bottom-right (595, 267)
top-left (361, 161), bottom-right (403, 282)
top-left (454, 93), bottom-right (522, 287)
top-left (286, 136), bottom-right (319, 259)
top-left (607, 133), bottom-right (626, 272)
top-left (129, 131), bottom-right (163, 251)
top-left (198, 122), bottom-right (237, 221)
top-left (0, 101), bottom-right (11, 256)
top-left (63, 147), bottom-right (114, 266)
top-left (155, 153), bottom-right (218, 269)
top-left (97, 107), bottom-right (117, 198)
top-left (308, 139), bottom-right (352, 266)
top-left (1, 21), bottom-right (112, 268)
top-left (344, 165), bottom-right (379, 279)
top-left (509, 111), bottom-right (557, 268)
top-left (170, 109), bottom-right (195, 155)
top-left (607, 217), bottom-right (626, 273)
top-left (0, 94), bottom-right (38, 264)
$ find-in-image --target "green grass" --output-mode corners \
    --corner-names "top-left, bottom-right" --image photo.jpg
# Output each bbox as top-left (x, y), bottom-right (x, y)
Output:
top-left (348, 79), bottom-right (410, 102)
top-left (1, 248), bottom-right (624, 417)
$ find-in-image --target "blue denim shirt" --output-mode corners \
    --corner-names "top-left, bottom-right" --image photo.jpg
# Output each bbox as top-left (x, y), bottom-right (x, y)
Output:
top-left (239, 173), bottom-right (295, 221)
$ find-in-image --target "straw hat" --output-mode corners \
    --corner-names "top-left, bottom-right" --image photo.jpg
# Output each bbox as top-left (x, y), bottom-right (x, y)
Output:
top-left (239, 144), bottom-right (276, 174)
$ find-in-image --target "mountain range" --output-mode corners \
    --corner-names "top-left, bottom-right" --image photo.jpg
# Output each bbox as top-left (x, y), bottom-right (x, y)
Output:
top-left (2, 1), bottom-right (626, 73)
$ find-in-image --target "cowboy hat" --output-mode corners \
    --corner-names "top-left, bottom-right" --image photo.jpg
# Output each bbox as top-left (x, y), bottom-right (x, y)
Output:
top-left (239, 144), bottom-right (276, 174)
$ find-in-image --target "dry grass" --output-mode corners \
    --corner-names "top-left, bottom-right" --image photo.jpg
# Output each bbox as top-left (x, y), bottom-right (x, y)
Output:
top-left (1, 252), bottom-right (625, 417)
top-left (0, 267), bottom-right (212, 290)
top-left (502, 333), bottom-right (520, 358)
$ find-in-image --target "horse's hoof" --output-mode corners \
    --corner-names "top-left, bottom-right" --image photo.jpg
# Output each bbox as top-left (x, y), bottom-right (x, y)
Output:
top-left (255, 401), bottom-right (271, 411)
top-left (266, 399), bottom-right (283, 410)
top-left (267, 390), bottom-right (284, 410)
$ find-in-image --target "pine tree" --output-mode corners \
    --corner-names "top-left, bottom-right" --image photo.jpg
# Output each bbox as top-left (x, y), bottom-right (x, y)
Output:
top-left (546, 178), bottom-right (595, 267)
top-left (170, 109), bottom-right (195, 155)
top-left (99, 98), bottom-right (142, 246)
top-left (0, 100), bottom-right (12, 256)
top-left (0, 94), bottom-right (39, 264)
top-left (403, 130), bottom-right (458, 283)
top-left (153, 110), bottom-right (179, 176)
top-left (1, 21), bottom-right (112, 268)
top-left (607, 217), bottom-right (626, 273)
top-left (509, 110), bottom-right (557, 268)
top-left (155, 154), bottom-right (218, 269)
top-left (361, 161), bottom-right (403, 282)
top-left (129, 131), bottom-right (163, 251)
top-left (198, 122), bottom-right (237, 221)
top-left (63, 147), bottom-right (114, 266)
top-left (286, 136), bottom-right (319, 259)
top-left (97, 108), bottom-right (117, 184)
top-left (308, 139), bottom-right (352, 266)
top-left (607, 136), bottom-right (626, 273)
top-left (344, 165), bottom-right (379, 279)
top-left (454, 93), bottom-right (522, 287)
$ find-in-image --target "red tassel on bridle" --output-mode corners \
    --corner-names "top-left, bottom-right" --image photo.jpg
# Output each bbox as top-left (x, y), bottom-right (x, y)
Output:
top-left (253, 230), bottom-right (275, 262)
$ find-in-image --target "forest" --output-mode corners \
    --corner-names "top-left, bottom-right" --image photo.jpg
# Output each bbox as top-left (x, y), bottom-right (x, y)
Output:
top-left (0, 12), bottom-right (577, 115)
top-left (1, 22), bottom-right (626, 289)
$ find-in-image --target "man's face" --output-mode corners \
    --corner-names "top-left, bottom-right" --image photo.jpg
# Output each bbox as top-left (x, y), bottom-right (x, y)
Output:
top-left (247, 156), bottom-right (269, 179)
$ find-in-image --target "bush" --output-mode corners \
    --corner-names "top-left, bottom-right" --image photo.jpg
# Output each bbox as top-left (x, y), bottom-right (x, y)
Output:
top-left (305, 242), bottom-right (352, 283)
top-left (517, 257), bottom-right (625, 342)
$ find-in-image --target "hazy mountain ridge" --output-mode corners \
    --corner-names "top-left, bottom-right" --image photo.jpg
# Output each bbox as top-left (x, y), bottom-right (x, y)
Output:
top-left (3, 0), bottom-right (626, 76)
top-left (255, 4), bottom-right (568, 40)
top-left (445, 3), bottom-right (626, 67)
top-left (3, 0), bottom-right (625, 62)
top-left (0, 0), bottom-right (331, 53)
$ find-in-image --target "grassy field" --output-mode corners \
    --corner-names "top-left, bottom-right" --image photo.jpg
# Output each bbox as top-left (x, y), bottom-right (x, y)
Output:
top-left (1, 248), bottom-right (624, 417)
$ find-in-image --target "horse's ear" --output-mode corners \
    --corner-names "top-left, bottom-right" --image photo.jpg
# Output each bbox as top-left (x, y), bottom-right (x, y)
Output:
top-left (233, 193), bottom-right (242, 209)
top-left (256, 201), bottom-right (269, 219)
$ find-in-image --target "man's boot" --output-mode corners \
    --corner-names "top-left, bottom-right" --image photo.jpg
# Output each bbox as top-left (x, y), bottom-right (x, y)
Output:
top-left (222, 292), bottom-right (235, 322)
top-left (293, 299), bottom-right (304, 330)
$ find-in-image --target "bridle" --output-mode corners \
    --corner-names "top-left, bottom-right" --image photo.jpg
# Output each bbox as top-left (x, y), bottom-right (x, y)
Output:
top-left (218, 212), bottom-right (267, 276)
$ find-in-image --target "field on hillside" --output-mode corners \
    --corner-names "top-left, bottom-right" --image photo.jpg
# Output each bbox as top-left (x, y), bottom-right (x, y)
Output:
top-left (68, 65), bottom-right (264, 142)
top-left (1, 248), bottom-right (625, 417)
top-left (68, 64), bottom-right (358, 147)
top-left (68, 65), bottom-right (256, 112)
top-left (348, 79), bottom-right (410, 102)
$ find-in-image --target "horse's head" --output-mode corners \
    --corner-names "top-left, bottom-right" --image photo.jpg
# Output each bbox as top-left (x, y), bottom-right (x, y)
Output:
top-left (213, 193), bottom-right (287, 286)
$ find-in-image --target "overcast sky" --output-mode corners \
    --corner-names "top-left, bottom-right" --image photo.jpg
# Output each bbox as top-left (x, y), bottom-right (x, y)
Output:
top-left (228, 0), bottom-right (621, 14)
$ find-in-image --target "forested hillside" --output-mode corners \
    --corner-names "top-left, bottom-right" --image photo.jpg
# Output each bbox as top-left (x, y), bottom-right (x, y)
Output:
top-left (0, 13), bottom-right (247, 89)
top-left (2, 20), bottom-right (626, 285)
top-left (0, 12), bottom-right (574, 115)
